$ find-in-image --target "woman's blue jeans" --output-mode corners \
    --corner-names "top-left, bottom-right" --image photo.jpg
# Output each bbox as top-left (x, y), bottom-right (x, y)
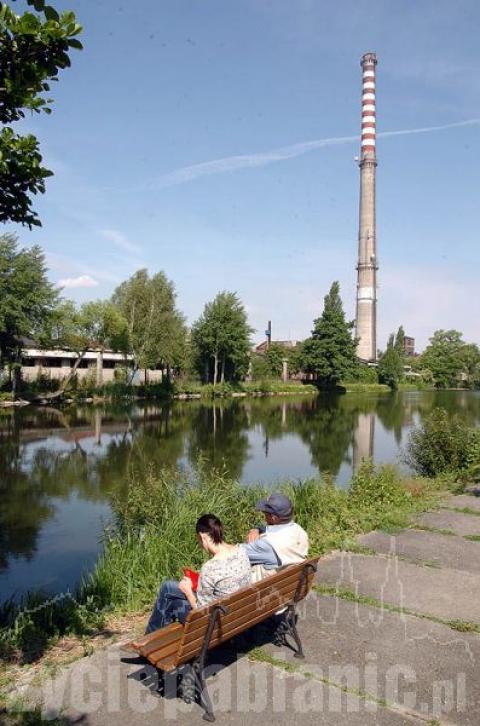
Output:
top-left (145, 580), bottom-right (192, 634)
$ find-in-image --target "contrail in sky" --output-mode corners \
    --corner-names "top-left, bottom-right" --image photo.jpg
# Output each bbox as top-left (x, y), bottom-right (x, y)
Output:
top-left (155, 118), bottom-right (480, 189)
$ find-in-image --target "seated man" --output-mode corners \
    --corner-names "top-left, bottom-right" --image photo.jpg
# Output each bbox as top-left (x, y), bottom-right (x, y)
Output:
top-left (242, 493), bottom-right (309, 582)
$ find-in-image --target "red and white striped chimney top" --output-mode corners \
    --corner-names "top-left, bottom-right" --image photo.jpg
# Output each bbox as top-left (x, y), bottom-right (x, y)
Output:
top-left (360, 52), bottom-right (377, 158)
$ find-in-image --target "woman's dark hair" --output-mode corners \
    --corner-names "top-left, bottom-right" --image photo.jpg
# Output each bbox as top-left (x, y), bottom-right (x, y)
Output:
top-left (196, 514), bottom-right (224, 544)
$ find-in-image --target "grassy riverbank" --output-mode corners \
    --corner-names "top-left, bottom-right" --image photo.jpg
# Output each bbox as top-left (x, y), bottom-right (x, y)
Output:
top-left (340, 382), bottom-right (435, 394)
top-left (1, 380), bottom-right (318, 407)
top-left (3, 377), bottom-right (437, 407)
top-left (0, 460), bottom-right (450, 671)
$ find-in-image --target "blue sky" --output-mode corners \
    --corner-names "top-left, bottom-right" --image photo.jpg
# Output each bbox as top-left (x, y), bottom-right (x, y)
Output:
top-left (7, 0), bottom-right (480, 350)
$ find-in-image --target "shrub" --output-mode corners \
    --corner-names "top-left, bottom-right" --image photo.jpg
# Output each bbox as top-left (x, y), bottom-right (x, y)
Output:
top-left (351, 460), bottom-right (411, 509)
top-left (348, 364), bottom-right (379, 384)
top-left (463, 428), bottom-right (480, 484)
top-left (405, 408), bottom-right (477, 477)
top-left (250, 354), bottom-right (271, 381)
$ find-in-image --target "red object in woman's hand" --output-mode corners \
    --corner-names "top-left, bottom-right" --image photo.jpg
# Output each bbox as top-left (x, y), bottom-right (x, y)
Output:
top-left (183, 568), bottom-right (200, 591)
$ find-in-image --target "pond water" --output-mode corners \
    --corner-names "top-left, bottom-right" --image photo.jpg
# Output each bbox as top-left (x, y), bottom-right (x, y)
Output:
top-left (1, 390), bottom-right (479, 603)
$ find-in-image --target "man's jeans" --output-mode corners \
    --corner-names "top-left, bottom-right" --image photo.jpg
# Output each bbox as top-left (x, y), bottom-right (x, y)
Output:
top-left (145, 580), bottom-right (192, 634)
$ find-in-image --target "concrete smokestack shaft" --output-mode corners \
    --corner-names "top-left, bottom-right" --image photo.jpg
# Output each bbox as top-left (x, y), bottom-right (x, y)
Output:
top-left (355, 52), bottom-right (378, 362)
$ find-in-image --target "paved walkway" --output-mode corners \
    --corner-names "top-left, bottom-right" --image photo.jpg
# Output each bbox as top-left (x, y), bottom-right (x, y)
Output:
top-left (16, 493), bottom-right (480, 725)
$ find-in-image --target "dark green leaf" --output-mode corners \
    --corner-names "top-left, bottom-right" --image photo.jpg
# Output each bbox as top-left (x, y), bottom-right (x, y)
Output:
top-left (44, 5), bottom-right (59, 22)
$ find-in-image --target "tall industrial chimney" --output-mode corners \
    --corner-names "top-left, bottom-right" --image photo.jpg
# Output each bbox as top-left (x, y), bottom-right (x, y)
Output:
top-left (355, 52), bottom-right (378, 362)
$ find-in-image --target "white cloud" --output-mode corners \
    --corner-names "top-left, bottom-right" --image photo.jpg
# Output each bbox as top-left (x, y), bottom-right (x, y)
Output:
top-left (46, 252), bottom-right (120, 284)
top-left (58, 274), bottom-right (99, 289)
top-left (154, 119), bottom-right (480, 189)
top-left (100, 228), bottom-right (141, 254)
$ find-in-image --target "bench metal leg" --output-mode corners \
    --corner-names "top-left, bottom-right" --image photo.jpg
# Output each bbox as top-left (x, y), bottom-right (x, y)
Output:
top-left (179, 604), bottom-right (228, 721)
top-left (194, 659), bottom-right (215, 722)
top-left (287, 606), bottom-right (305, 659)
top-left (273, 562), bottom-right (317, 659)
top-left (179, 658), bottom-right (215, 721)
top-left (273, 605), bottom-right (305, 658)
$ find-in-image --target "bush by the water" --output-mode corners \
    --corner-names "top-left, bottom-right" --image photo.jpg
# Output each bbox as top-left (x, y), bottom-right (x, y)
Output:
top-left (0, 460), bottom-right (443, 664)
top-left (405, 408), bottom-right (480, 478)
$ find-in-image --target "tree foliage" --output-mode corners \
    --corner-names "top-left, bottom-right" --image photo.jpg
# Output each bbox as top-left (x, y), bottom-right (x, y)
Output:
top-left (112, 269), bottom-right (186, 377)
top-left (250, 343), bottom-right (291, 381)
top-left (420, 330), bottom-right (469, 389)
top-left (80, 300), bottom-right (128, 353)
top-left (378, 329), bottom-right (405, 390)
top-left (461, 343), bottom-right (480, 389)
top-left (0, 233), bottom-right (57, 366)
top-left (300, 281), bottom-right (357, 387)
top-left (264, 343), bottom-right (287, 378)
top-left (192, 291), bottom-right (253, 384)
top-left (0, 127), bottom-right (53, 228)
top-left (0, 0), bottom-right (82, 227)
top-left (394, 325), bottom-right (405, 356)
top-left (79, 300), bottom-right (128, 385)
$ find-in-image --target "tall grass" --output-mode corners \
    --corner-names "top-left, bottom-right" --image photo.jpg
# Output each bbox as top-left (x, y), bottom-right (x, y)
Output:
top-left (1, 461), bottom-right (444, 663)
top-left (86, 461), bottom-right (441, 611)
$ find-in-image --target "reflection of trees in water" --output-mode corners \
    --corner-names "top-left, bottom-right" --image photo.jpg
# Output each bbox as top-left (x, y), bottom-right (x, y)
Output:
top-left (0, 404), bottom-right (189, 571)
top-left (2, 391), bottom-right (480, 574)
top-left (245, 392), bottom-right (477, 477)
top-left (428, 391), bottom-right (480, 426)
top-left (374, 394), bottom-right (405, 444)
top-left (292, 396), bottom-right (356, 476)
top-left (186, 401), bottom-right (251, 481)
top-left (245, 395), bottom-right (354, 477)
top-left (0, 428), bottom-right (95, 570)
top-left (246, 398), bottom-right (309, 440)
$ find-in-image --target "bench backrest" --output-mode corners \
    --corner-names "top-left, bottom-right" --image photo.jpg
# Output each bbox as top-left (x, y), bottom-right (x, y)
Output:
top-left (174, 556), bottom-right (318, 667)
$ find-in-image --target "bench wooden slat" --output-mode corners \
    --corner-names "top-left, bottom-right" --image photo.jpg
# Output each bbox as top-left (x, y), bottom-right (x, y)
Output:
top-left (180, 575), bottom-right (303, 642)
top-left (176, 569), bottom-right (315, 663)
top-left (184, 560), bottom-right (309, 626)
top-left (154, 655), bottom-right (177, 672)
top-left (149, 639), bottom-right (186, 666)
top-left (131, 622), bottom-right (183, 652)
top-left (182, 570), bottom-right (303, 637)
top-left (140, 627), bottom-right (184, 658)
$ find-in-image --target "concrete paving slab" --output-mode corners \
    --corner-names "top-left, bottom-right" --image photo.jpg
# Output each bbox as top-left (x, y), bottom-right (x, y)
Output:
top-left (16, 642), bottom-right (420, 725)
top-left (417, 510), bottom-right (480, 537)
top-left (263, 593), bottom-right (480, 725)
top-left (357, 529), bottom-right (480, 574)
top-left (442, 494), bottom-right (480, 512)
top-left (316, 552), bottom-right (480, 623)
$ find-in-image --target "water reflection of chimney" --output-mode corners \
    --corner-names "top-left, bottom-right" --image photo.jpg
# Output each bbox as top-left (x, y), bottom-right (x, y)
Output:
top-left (352, 412), bottom-right (375, 470)
top-left (94, 409), bottom-right (102, 445)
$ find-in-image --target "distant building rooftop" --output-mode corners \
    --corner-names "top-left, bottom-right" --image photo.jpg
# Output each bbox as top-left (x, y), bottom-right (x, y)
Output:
top-left (255, 340), bottom-right (298, 353)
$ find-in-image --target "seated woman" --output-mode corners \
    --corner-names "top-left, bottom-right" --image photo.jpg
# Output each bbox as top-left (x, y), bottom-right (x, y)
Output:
top-left (145, 513), bottom-right (251, 634)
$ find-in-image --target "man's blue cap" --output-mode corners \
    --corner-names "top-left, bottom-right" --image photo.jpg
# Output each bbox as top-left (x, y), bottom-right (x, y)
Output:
top-left (256, 492), bottom-right (293, 518)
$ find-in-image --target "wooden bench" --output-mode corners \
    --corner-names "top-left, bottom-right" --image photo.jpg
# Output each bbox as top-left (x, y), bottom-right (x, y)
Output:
top-left (130, 557), bottom-right (319, 721)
